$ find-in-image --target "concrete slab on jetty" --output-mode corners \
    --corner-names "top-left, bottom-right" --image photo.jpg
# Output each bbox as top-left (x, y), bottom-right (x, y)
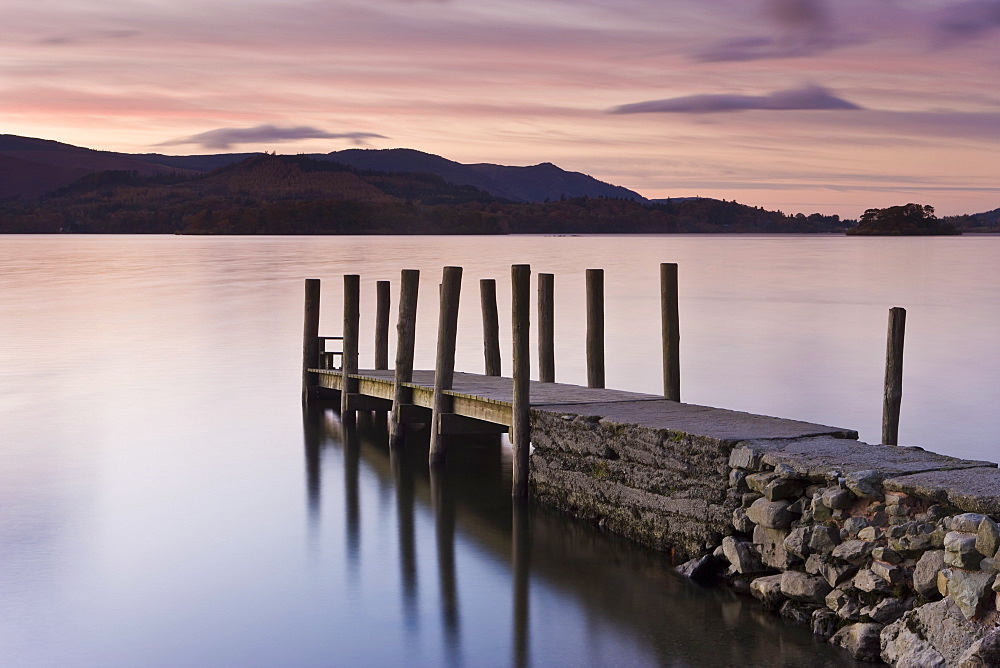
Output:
top-left (735, 436), bottom-right (996, 480)
top-left (532, 400), bottom-right (858, 443)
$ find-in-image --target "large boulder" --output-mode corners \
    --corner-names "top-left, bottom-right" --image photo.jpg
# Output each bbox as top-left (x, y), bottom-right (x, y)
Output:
top-left (831, 622), bottom-right (883, 662)
top-left (881, 598), bottom-right (991, 666)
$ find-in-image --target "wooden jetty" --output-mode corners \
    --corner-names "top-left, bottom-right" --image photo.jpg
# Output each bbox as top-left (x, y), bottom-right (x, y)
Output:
top-left (301, 264), bottom-right (874, 500)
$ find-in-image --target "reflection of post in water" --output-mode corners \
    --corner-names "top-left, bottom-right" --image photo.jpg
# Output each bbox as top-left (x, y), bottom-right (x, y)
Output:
top-left (512, 501), bottom-right (531, 668)
top-left (343, 419), bottom-right (361, 571)
top-left (430, 465), bottom-right (461, 663)
top-left (392, 448), bottom-right (419, 630)
top-left (302, 404), bottom-right (326, 531)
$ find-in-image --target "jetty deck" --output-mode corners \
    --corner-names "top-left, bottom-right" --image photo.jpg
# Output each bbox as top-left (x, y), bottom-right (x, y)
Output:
top-left (311, 367), bottom-right (857, 442)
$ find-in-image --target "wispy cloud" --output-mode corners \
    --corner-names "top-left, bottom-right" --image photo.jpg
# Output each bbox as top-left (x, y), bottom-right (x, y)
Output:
top-left (610, 85), bottom-right (861, 114)
top-left (159, 124), bottom-right (387, 150)
top-left (932, 0), bottom-right (1000, 42)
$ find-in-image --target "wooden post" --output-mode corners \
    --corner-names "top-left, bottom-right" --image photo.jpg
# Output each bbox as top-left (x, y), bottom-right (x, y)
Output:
top-left (341, 275), bottom-right (360, 423)
top-left (586, 268), bottom-right (605, 389)
top-left (481, 278), bottom-right (501, 376)
top-left (375, 280), bottom-right (390, 371)
top-left (389, 269), bottom-right (419, 448)
top-left (538, 273), bottom-right (554, 383)
top-left (301, 278), bottom-right (321, 403)
top-left (882, 307), bottom-right (906, 445)
top-left (661, 263), bottom-right (680, 401)
top-left (512, 264), bottom-right (531, 500)
top-left (429, 266), bottom-right (463, 464)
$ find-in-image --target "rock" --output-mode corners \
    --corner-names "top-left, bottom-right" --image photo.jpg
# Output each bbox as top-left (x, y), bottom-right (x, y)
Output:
top-left (871, 546), bottom-right (902, 564)
top-left (728, 468), bottom-right (748, 492)
top-left (843, 516), bottom-right (869, 537)
top-left (749, 573), bottom-right (785, 610)
top-left (806, 553), bottom-right (858, 588)
top-left (871, 560), bottom-right (903, 585)
top-left (812, 608), bottom-right (839, 640)
top-left (994, 574), bottom-right (1000, 592)
top-left (783, 526), bottom-right (812, 559)
top-left (857, 526), bottom-right (880, 541)
top-left (959, 629), bottom-right (1000, 668)
top-left (832, 539), bottom-right (874, 564)
top-left (977, 516), bottom-right (1000, 560)
top-left (951, 513), bottom-right (988, 533)
top-left (945, 531), bottom-right (985, 569)
top-left (753, 525), bottom-right (796, 569)
top-left (854, 568), bottom-right (891, 594)
top-left (728, 446), bottom-right (763, 470)
top-left (881, 597), bottom-right (991, 666)
top-left (812, 494), bottom-right (833, 522)
top-left (913, 550), bottom-right (946, 599)
top-left (831, 622), bottom-right (883, 662)
top-left (943, 568), bottom-right (993, 619)
top-left (808, 525), bottom-right (840, 554)
top-left (844, 469), bottom-right (884, 499)
top-left (763, 477), bottom-right (806, 501)
top-left (780, 571), bottom-right (832, 603)
top-left (732, 507), bottom-right (754, 533)
top-left (675, 553), bottom-right (718, 581)
top-left (745, 471), bottom-right (779, 494)
top-left (980, 557), bottom-right (997, 572)
top-left (821, 486), bottom-right (853, 510)
top-left (865, 597), bottom-right (911, 624)
top-left (780, 599), bottom-right (817, 625)
top-left (741, 492), bottom-right (762, 508)
top-left (722, 536), bottom-right (767, 575)
top-left (746, 497), bottom-right (792, 530)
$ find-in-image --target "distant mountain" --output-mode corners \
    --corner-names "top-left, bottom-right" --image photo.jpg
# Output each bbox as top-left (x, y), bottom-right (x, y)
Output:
top-left (0, 135), bottom-right (197, 199)
top-left (942, 206), bottom-right (1000, 232)
top-left (316, 148), bottom-right (646, 203)
top-left (0, 135), bottom-right (646, 205)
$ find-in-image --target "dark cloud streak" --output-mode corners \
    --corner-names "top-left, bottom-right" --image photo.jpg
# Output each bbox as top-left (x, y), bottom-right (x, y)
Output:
top-left (159, 124), bottom-right (387, 149)
top-left (610, 85), bottom-right (861, 114)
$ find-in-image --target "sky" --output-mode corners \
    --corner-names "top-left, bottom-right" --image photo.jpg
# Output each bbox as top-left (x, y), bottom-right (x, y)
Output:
top-left (3, 0), bottom-right (1000, 217)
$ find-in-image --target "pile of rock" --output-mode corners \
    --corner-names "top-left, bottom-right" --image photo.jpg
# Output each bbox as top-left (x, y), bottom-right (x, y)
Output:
top-left (678, 440), bottom-right (1000, 664)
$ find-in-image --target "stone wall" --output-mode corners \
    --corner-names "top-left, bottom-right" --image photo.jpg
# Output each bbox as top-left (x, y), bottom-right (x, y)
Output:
top-left (529, 403), bottom-right (1000, 665)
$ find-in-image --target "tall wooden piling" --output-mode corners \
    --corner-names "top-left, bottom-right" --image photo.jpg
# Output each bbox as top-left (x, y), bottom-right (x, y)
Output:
top-left (375, 280), bottom-right (391, 371)
top-left (512, 264), bottom-right (531, 500)
top-left (586, 269), bottom-right (605, 389)
top-left (660, 263), bottom-right (680, 401)
top-left (538, 273), bottom-right (554, 383)
top-left (480, 279), bottom-right (502, 377)
top-left (301, 278), bottom-right (321, 403)
top-left (341, 275), bottom-right (361, 423)
top-left (882, 306), bottom-right (906, 445)
top-left (429, 266), bottom-right (463, 464)
top-left (389, 269), bottom-right (419, 448)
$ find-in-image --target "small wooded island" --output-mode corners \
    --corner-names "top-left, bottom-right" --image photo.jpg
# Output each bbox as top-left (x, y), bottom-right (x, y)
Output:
top-left (846, 203), bottom-right (961, 236)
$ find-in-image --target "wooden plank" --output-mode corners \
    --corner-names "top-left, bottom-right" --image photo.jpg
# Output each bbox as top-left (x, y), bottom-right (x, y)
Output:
top-left (301, 278), bottom-right (321, 402)
top-left (438, 413), bottom-right (509, 435)
top-left (375, 280), bottom-right (390, 370)
top-left (661, 262), bottom-right (680, 401)
top-left (346, 393), bottom-right (393, 412)
top-left (341, 274), bottom-right (361, 421)
top-left (539, 272), bottom-right (555, 383)
top-left (481, 278), bottom-right (502, 376)
top-left (586, 268), bottom-right (605, 389)
top-left (390, 269), bottom-right (419, 448)
top-left (396, 403), bottom-right (431, 424)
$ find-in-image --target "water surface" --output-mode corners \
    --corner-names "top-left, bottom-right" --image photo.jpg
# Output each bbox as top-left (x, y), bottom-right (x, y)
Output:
top-left (2, 234), bottom-right (996, 666)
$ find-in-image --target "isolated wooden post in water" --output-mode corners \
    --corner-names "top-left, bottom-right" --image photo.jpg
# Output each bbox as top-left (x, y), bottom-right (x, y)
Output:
top-left (480, 278), bottom-right (502, 376)
top-left (301, 278), bottom-right (321, 403)
top-left (586, 268), bottom-right (605, 389)
top-left (538, 273), bottom-right (555, 383)
top-left (661, 263), bottom-right (681, 401)
top-left (375, 280), bottom-right (391, 370)
top-left (389, 269), bottom-right (419, 448)
top-left (341, 275), bottom-right (361, 423)
top-left (512, 264), bottom-right (531, 500)
top-left (429, 266), bottom-right (463, 465)
top-left (882, 306), bottom-right (906, 445)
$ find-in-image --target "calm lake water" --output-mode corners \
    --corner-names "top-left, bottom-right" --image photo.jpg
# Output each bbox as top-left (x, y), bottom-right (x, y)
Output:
top-left (2, 233), bottom-right (997, 667)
